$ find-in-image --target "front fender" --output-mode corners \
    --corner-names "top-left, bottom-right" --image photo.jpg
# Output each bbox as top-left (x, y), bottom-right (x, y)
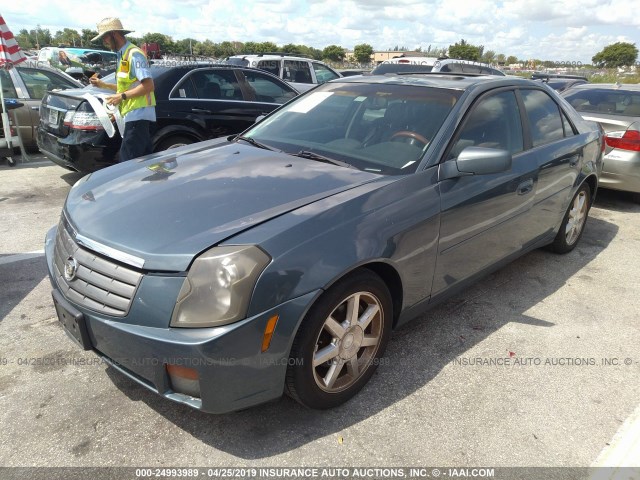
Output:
top-left (236, 168), bottom-right (442, 319)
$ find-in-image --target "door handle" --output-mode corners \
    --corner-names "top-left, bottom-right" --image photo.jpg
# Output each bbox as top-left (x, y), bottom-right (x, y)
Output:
top-left (31, 106), bottom-right (40, 110)
top-left (191, 108), bottom-right (211, 114)
top-left (517, 178), bottom-right (534, 195)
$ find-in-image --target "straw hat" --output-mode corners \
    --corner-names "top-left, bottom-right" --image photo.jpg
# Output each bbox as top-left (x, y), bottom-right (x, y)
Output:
top-left (91, 18), bottom-right (132, 42)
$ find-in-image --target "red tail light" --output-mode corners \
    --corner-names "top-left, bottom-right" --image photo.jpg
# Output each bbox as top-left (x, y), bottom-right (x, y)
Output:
top-left (605, 130), bottom-right (640, 151)
top-left (63, 111), bottom-right (104, 131)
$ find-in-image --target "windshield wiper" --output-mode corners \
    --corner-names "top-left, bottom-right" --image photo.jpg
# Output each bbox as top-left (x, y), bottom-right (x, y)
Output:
top-left (236, 136), bottom-right (277, 151)
top-left (292, 150), bottom-right (354, 169)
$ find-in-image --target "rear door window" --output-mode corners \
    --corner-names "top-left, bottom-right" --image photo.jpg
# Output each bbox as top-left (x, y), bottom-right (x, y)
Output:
top-left (175, 70), bottom-right (243, 100)
top-left (521, 89), bottom-right (564, 147)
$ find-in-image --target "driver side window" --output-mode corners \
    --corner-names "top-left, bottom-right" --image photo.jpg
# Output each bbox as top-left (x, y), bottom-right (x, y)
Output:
top-left (450, 90), bottom-right (523, 158)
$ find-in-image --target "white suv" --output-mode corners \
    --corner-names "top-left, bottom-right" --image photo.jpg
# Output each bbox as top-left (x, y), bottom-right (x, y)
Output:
top-left (225, 54), bottom-right (342, 92)
top-left (372, 56), bottom-right (505, 76)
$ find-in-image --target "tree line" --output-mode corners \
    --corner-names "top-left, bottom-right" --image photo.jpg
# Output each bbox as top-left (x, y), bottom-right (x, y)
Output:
top-left (15, 27), bottom-right (638, 68)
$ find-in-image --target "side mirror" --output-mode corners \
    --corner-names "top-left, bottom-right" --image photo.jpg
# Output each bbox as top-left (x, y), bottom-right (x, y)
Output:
top-left (440, 146), bottom-right (512, 180)
top-left (3, 99), bottom-right (24, 111)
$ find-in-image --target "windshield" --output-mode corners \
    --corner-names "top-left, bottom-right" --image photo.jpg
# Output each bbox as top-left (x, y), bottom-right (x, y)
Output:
top-left (243, 82), bottom-right (461, 174)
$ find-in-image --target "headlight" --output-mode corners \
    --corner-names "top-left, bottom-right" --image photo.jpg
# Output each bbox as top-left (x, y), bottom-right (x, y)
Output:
top-left (170, 245), bottom-right (271, 328)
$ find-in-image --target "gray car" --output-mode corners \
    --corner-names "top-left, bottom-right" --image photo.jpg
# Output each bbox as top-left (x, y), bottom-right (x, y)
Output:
top-left (45, 73), bottom-right (602, 413)
top-left (564, 83), bottom-right (640, 202)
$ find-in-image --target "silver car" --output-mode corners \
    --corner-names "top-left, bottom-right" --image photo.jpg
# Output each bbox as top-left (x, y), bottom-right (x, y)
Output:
top-left (0, 60), bottom-right (82, 151)
top-left (564, 84), bottom-right (640, 202)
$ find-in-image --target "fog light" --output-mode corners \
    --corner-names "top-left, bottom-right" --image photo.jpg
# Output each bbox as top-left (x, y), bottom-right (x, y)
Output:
top-left (166, 364), bottom-right (200, 398)
top-left (261, 314), bottom-right (279, 352)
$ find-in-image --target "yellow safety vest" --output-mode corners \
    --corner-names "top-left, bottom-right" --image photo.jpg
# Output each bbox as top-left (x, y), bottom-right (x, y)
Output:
top-left (116, 44), bottom-right (156, 117)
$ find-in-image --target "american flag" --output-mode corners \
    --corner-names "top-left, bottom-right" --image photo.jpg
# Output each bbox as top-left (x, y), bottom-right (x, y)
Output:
top-left (0, 14), bottom-right (27, 66)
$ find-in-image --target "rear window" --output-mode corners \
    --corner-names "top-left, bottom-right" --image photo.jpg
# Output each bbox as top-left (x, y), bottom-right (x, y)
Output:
top-left (225, 57), bottom-right (249, 67)
top-left (371, 63), bottom-right (434, 75)
top-left (564, 89), bottom-right (640, 116)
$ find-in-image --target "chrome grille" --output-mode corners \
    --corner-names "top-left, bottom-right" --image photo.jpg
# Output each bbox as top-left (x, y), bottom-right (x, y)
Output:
top-left (53, 220), bottom-right (143, 316)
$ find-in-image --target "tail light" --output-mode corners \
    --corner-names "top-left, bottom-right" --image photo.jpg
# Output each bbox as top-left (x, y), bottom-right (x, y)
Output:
top-left (63, 103), bottom-right (104, 131)
top-left (605, 130), bottom-right (640, 151)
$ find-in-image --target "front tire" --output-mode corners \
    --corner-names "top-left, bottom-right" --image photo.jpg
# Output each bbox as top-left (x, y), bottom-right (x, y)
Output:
top-left (286, 269), bottom-right (392, 409)
top-left (549, 183), bottom-right (591, 253)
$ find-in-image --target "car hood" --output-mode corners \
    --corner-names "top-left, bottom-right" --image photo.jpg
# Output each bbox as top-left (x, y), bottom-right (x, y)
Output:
top-left (64, 140), bottom-right (380, 271)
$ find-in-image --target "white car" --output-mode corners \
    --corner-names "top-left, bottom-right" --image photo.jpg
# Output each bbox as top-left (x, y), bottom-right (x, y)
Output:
top-left (225, 54), bottom-right (342, 92)
top-left (372, 56), bottom-right (505, 76)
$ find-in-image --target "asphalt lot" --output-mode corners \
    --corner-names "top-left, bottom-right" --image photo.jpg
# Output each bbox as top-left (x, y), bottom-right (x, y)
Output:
top-left (0, 155), bottom-right (639, 474)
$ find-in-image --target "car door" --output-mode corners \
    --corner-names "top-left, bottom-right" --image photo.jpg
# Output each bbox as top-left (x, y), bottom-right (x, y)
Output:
top-left (433, 88), bottom-right (539, 295)
top-left (519, 88), bottom-right (583, 242)
top-left (169, 68), bottom-right (257, 138)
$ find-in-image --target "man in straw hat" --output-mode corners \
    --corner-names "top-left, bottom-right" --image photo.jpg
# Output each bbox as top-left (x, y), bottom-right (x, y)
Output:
top-left (90, 17), bottom-right (156, 162)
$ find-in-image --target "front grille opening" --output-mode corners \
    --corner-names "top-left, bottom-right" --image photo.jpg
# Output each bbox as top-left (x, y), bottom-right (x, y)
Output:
top-left (53, 220), bottom-right (143, 317)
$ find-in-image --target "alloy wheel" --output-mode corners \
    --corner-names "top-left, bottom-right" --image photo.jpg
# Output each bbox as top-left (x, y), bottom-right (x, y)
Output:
top-left (565, 190), bottom-right (588, 245)
top-left (312, 291), bottom-right (383, 393)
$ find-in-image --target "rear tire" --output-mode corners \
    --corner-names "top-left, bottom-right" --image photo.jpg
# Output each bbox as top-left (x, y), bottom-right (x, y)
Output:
top-left (549, 183), bottom-right (591, 254)
top-left (285, 269), bottom-right (392, 409)
top-left (155, 135), bottom-right (194, 152)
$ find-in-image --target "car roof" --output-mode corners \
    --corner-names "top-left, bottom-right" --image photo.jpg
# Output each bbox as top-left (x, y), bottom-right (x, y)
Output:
top-left (228, 53), bottom-right (326, 63)
top-left (531, 72), bottom-right (587, 80)
top-left (564, 83), bottom-right (640, 92)
top-left (148, 62), bottom-right (247, 75)
top-left (382, 56), bottom-right (439, 64)
top-left (17, 59), bottom-right (84, 76)
top-left (333, 72), bottom-right (538, 90)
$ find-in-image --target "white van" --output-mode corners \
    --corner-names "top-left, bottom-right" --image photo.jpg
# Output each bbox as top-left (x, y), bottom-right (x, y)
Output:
top-left (372, 56), bottom-right (505, 76)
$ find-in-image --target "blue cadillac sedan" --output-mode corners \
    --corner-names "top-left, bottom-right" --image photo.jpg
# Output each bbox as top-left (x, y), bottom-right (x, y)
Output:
top-left (45, 73), bottom-right (602, 413)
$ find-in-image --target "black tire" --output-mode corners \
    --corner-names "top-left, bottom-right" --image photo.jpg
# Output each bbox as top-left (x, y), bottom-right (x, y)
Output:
top-left (549, 183), bottom-right (591, 254)
top-left (155, 135), bottom-right (194, 152)
top-left (631, 192), bottom-right (640, 204)
top-left (285, 269), bottom-right (393, 409)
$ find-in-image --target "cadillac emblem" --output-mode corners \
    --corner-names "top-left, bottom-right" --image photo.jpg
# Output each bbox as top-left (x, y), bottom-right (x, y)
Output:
top-left (64, 256), bottom-right (78, 281)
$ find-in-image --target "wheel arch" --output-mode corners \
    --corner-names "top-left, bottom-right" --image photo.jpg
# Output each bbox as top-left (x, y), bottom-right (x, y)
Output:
top-left (322, 262), bottom-right (404, 330)
top-left (582, 173), bottom-right (598, 203)
top-left (152, 125), bottom-right (203, 150)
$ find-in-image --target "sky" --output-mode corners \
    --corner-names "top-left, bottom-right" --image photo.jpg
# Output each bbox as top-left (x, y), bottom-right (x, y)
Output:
top-left (3, 0), bottom-right (639, 64)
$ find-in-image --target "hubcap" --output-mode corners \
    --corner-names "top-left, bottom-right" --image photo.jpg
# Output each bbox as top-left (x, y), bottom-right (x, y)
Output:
top-left (312, 291), bottom-right (383, 393)
top-left (565, 191), bottom-right (587, 245)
